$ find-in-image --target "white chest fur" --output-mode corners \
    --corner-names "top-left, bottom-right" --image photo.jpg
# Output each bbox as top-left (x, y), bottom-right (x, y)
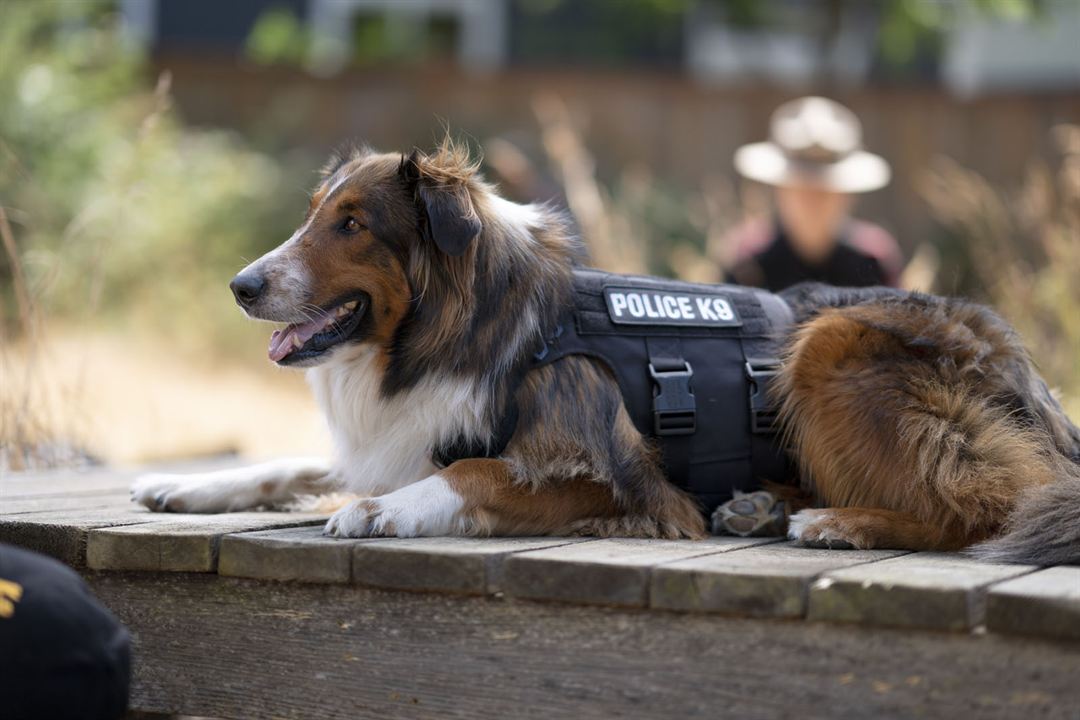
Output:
top-left (306, 347), bottom-right (491, 495)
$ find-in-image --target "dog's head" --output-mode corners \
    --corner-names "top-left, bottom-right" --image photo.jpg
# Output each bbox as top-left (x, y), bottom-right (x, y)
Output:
top-left (230, 143), bottom-right (483, 368)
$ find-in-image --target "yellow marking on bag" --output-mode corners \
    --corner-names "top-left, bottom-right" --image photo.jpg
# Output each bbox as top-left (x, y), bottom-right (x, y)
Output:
top-left (0, 578), bottom-right (24, 618)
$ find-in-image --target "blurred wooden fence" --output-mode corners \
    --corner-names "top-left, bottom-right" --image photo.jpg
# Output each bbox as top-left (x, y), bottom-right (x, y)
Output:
top-left (158, 54), bottom-right (1080, 253)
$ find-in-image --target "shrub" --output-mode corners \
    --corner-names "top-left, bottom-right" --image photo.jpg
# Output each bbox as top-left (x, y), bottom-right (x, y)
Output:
top-left (0, 0), bottom-right (299, 352)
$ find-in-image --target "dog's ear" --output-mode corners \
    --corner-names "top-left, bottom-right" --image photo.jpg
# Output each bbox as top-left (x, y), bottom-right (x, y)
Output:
top-left (417, 180), bottom-right (482, 257)
top-left (400, 149), bottom-right (482, 257)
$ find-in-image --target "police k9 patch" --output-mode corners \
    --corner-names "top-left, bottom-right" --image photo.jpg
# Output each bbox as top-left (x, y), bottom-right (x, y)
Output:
top-left (603, 286), bottom-right (742, 327)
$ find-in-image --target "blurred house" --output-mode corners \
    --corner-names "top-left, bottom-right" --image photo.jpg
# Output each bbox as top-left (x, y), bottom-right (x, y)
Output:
top-left (943, 2), bottom-right (1080, 97)
top-left (115, 0), bottom-right (1080, 252)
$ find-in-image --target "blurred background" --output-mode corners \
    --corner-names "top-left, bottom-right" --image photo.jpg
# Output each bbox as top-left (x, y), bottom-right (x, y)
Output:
top-left (1, 0), bottom-right (1078, 471)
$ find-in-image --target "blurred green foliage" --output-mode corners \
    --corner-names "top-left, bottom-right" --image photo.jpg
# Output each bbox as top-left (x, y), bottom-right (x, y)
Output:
top-left (0, 0), bottom-right (301, 353)
top-left (513, 0), bottom-right (686, 67)
top-left (878, 0), bottom-right (1045, 73)
top-left (245, 6), bottom-right (309, 67)
top-left (243, 0), bottom-right (1043, 81)
top-left (247, 3), bottom-right (461, 68)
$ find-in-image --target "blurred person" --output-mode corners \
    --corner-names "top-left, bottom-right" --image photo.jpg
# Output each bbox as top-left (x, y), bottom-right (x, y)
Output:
top-left (0, 543), bottom-right (131, 720)
top-left (724, 96), bottom-right (902, 291)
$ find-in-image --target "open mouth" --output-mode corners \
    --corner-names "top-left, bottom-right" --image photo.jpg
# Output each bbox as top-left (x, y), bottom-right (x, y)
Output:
top-left (268, 293), bottom-right (369, 365)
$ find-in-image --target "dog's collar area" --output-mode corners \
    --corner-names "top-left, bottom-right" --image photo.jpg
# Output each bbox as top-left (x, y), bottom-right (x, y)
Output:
top-left (430, 335), bottom-right (542, 470)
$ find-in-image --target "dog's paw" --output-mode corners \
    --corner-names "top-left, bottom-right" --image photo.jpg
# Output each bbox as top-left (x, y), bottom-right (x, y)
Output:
top-left (131, 473), bottom-right (192, 512)
top-left (130, 473), bottom-right (236, 513)
top-left (712, 490), bottom-right (787, 537)
top-left (786, 509), bottom-right (856, 549)
top-left (323, 499), bottom-right (391, 538)
top-left (323, 476), bottom-right (466, 538)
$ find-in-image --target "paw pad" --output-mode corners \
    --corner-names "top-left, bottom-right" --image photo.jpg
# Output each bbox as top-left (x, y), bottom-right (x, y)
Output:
top-left (711, 490), bottom-right (787, 537)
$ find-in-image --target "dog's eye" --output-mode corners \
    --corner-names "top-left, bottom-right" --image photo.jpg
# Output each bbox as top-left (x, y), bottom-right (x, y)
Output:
top-left (341, 217), bottom-right (364, 234)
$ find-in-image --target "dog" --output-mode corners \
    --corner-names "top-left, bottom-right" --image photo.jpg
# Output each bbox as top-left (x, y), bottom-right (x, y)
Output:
top-left (131, 141), bottom-right (1080, 564)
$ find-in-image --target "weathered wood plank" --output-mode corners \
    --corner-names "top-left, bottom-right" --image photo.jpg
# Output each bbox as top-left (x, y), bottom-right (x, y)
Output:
top-left (85, 571), bottom-right (1080, 720)
top-left (806, 552), bottom-right (1036, 631)
top-left (986, 567), bottom-right (1080, 642)
top-left (352, 536), bottom-right (591, 594)
top-left (651, 543), bottom-right (907, 618)
top-left (0, 457), bottom-right (237, 499)
top-left (1, 468), bottom-right (140, 499)
top-left (87, 513), bottom-right (327, 572)
top-left (503, 537), bottom-right (776, 607)
top-left (1, 489), bottom-right (135, 516)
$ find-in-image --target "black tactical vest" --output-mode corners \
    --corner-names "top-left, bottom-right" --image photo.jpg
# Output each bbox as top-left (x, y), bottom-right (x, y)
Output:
top-left (434, 269), bottom-right (795, 515)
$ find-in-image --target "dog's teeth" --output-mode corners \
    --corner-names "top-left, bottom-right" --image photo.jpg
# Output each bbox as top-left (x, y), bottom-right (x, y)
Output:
top-left (291, 335), bottom-right (304, 349)
top-left (344, 301), bottom-right (358, 311)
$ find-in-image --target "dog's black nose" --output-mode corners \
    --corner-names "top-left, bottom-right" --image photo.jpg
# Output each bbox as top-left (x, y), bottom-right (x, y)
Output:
top-left (230, 272), bottom-right (265, 307)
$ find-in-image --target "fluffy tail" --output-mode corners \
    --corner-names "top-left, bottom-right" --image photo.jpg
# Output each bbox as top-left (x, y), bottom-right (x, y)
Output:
top-left (969, 467), bottom-right (1080, 565)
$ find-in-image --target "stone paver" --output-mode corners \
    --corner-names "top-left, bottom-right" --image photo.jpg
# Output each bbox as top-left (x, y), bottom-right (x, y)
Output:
top-left (651, 542), bottom-right (907, 618)
top-left (0, 508), bottom-right (162, 566)
top-left (352, 536), bottom-right (592, 594)
top-left (806, 552), bottom-right (1036, 630)
top-left (2, 464), bottom-right (1079, 643)
top-left (986, 567), bottom-right (1080, 641)
top-left (87, 513), bottom-right (327, 572)
top-left (220, 526), bottom-right (355, 583)
top-left (504, 536), bottom-right (777, 607)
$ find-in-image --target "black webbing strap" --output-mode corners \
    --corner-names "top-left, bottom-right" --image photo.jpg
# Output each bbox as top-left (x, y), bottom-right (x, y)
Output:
top-left (742, 290), bottom-right (795, 484)
top-left (745, 357), bottom-right (783, 433)
top-left (645, 336), bottom-right (695, 487)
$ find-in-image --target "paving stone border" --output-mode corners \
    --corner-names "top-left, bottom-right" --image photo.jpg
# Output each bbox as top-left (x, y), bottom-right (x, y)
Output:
top-left (2, 464), bottom-right (1078, 641)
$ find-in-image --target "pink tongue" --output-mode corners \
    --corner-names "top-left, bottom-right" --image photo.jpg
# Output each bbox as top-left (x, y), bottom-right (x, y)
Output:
top-left (268, 314), bottom-right (335, 362)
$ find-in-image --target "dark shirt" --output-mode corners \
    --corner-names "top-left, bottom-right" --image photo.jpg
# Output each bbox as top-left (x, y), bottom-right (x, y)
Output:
top-left (726, 218), bottom-right (901, 292)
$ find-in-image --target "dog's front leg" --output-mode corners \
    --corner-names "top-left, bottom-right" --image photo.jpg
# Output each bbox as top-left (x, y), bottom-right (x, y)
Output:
top-left (323, 458), bottom-right (620, 538)
top-left (323, 469), bottom-right (470, 538)
top-left (131, 457), bottom-right (335, 513)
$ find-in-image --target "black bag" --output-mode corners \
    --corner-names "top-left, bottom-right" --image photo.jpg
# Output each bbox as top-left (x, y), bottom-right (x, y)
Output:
top-left (0, 544), bottom-right (131, 720)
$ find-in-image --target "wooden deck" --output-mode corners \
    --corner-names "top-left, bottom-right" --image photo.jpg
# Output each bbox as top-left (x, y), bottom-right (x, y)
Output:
top-left (3, 462), bottom-right (1080, 719)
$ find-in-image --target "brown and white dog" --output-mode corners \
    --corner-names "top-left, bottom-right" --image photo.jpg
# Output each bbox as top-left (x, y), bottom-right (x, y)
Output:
top-left (132, 141), bottom-right (1080, 564)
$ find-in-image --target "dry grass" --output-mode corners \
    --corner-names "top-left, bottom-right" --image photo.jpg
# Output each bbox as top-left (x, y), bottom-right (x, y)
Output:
top-left (919, 124), bottom-right (1080, 418)
top-left (1, 7), bottom-right (310, 471)
top-left (0, 204), bottom-right (64, 471)
top-left (529, 92), bottom-right (770, 282)
top-left (3, 181), bottom-right (326, 470)
top-left (1, 326), bottom-right (328, 469)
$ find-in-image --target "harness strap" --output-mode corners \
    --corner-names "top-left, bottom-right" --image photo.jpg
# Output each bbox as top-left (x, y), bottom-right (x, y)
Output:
top-left (742, 289), bottom-right (796, 485)
top-left (645, 336), bottom-right (694, 487)
top-left (645, 336), bottom-right (696, 434)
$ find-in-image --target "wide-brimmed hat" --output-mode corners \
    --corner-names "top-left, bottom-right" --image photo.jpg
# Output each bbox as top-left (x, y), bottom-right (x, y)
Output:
top-left (734, 96), bottom-right (890, 193)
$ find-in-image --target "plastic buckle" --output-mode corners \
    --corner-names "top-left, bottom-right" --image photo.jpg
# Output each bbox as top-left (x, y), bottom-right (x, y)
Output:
top-left (745, 359), bottom-right (782, 434)
top-left (533, 324), bottom-right (564, 362)
top-left (649, 361), bottom-right (696, 436)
